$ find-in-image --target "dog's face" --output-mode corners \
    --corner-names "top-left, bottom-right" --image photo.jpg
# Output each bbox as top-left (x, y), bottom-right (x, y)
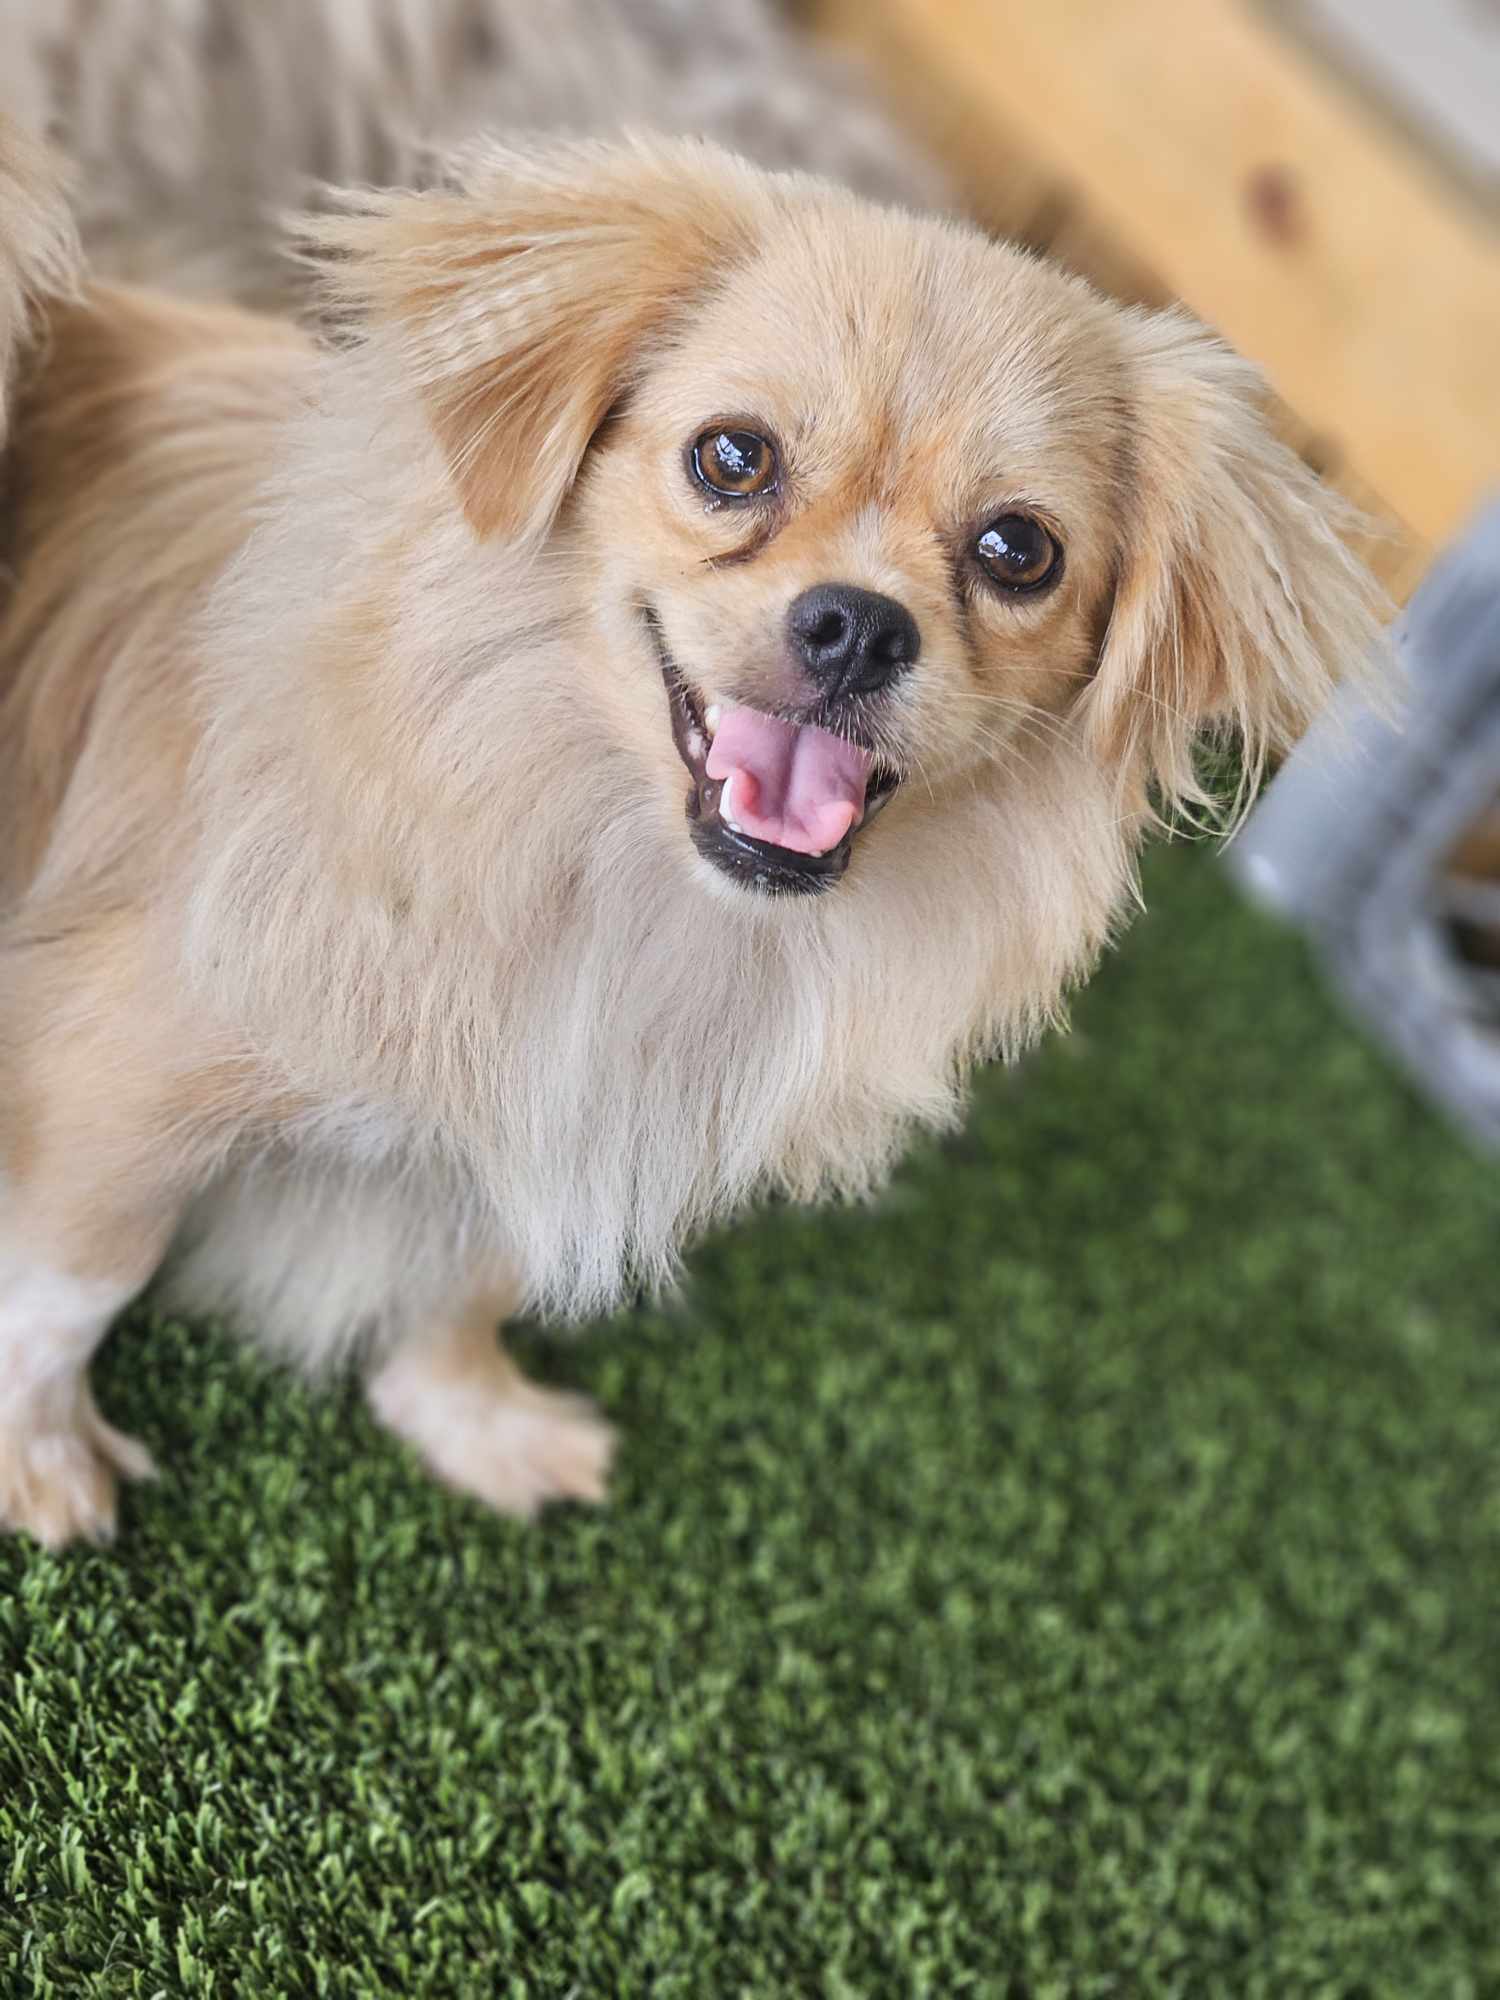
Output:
top-left (579, 221), bottom-right (1128, 894)
top-left (319, 138), bottom-right (1379, 902)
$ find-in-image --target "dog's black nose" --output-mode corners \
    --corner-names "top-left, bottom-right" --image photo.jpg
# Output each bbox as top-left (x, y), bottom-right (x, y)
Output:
top-left (787, 583), bottom-right (920, 697)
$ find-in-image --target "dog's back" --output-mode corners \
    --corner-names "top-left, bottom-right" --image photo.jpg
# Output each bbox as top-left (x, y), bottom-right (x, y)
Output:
top-left (0, 123), bottom-right (310, 909)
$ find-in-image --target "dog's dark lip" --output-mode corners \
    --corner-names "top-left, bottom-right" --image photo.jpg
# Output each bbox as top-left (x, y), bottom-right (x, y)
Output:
top-left (639, 602), bottom-right (901, 897)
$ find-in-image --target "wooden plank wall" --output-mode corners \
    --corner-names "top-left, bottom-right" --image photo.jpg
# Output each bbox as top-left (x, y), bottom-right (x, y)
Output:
top-left (805, 0), bottom-right (1500, 601)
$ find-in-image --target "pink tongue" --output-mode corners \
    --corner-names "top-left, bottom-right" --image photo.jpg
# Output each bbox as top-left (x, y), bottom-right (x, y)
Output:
top-left (705, 706), bottom-right (872, 856)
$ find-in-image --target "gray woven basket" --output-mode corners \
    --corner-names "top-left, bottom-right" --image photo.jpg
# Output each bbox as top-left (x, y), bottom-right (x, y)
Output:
top-left (1228, 501), bottom-right (1500, 1149)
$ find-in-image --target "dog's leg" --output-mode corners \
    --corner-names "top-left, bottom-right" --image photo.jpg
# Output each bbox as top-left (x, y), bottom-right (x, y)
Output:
top-left (0, 1194), bottom-right (174, 1549)
top-left (366, 1292), bottom-right (615, 1520)
top-left (0, 924), bottom-right (201, 1547)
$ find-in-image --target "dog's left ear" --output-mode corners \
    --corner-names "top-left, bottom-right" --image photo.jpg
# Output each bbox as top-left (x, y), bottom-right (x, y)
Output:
top-left (1080, 308), bottom-right (1386, 816)
top-left (307, 136), bottom-right (777, 545)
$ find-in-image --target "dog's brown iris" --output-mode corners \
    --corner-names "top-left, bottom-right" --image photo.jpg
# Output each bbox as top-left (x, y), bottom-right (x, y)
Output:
top-left (975, 513), bottom-right (1062, 594)
top-left (691, 427), bottom-right (778, 499)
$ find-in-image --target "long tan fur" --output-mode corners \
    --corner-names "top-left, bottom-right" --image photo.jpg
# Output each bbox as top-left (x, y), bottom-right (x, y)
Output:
top-left (0, 122), bottom-right (1384, 1545)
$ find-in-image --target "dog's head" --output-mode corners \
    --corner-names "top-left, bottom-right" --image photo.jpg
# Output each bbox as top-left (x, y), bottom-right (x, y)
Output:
top-left (313, 136), bottom-right (1381, 900)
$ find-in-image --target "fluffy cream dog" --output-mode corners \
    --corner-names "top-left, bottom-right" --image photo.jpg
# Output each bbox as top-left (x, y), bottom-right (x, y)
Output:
top-left (0, 112), bottom-right (1381, 1546)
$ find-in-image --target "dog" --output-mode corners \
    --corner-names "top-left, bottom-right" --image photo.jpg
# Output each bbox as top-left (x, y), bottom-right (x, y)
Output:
top-left (0, 106), bottom-right (1383, 1546)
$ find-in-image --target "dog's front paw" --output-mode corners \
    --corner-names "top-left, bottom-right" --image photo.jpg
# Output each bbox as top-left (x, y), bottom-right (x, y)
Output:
top-left (0, 1400), bottom-right (156, 1549)
top-left (429, 1382), bottom-right (616, 1520)
top-left (369, 1349), bottom-right (615, 1521)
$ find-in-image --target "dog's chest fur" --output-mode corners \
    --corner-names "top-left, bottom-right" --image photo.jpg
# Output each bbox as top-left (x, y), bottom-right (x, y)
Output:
top-left (169, 750), bottom-right (1126, 1357)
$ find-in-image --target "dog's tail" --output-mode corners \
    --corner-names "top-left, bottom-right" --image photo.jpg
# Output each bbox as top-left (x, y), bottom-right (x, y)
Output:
top-left (0, 117), bottom-right (80, 456)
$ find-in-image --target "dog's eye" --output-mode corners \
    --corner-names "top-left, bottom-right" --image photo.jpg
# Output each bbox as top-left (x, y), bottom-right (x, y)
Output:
top-left (974, 513), bottom-right (1062, 594)
top-left (690, 427), bottom-right (778, 499)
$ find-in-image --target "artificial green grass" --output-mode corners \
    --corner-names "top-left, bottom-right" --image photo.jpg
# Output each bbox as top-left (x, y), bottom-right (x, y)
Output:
top-left (4, 844), bottom-right (1499, 1998)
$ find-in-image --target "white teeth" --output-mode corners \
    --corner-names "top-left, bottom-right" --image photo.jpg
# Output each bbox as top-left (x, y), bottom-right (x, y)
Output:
top-left (720, 770), bottom-right (744, 833)
top-left (705, 704), bottom-right (722, 736)
top-left (686, 727), bottom-right (706, 762)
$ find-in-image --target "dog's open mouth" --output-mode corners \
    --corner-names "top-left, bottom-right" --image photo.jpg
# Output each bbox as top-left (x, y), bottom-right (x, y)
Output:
top-left (643, 607), bottom-right (900, 895)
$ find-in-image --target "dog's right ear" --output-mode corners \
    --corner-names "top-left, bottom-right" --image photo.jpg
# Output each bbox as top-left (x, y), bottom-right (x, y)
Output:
top-left (306, 136), bottom-right (778, 546)
top-left (1078, 307), bottom-right (1387, 821)
top-left (0, 117), bottom-right (80, 452)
